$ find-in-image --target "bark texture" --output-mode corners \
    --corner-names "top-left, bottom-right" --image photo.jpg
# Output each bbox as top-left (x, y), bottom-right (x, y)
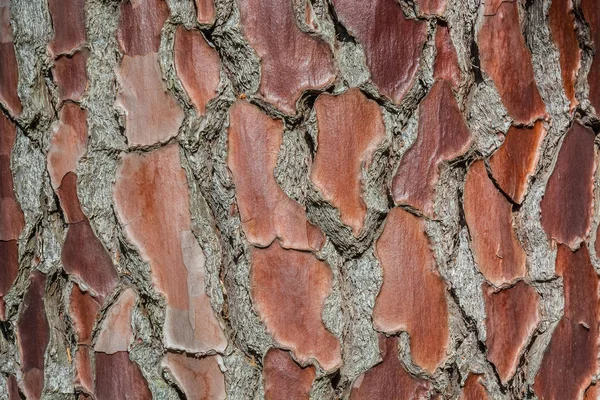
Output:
top-left (0, 0), bottom-right (599, 398)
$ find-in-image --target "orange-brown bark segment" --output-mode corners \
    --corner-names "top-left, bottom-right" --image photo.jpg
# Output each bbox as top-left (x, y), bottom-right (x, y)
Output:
top-left (350, 335), bottom-right (431, 400)
top-left (0, 113), bottom-right (25, 242)
top-left (478, 0), bottom-right (546, 124)
top-left (488, 122), bottom-right (546, 204)
top-left (392, 80), bottom-right (472, 217)
top-left (483, 281), bottom-right (540, 383)
top-left (311, 88), bottom-right (386, 235)
top-left (549, 0), bottom-right (580, 110)
top-left (53, 50), bottom-right (89, 103)
top-left (237, 0), bottom-right (335, 114)
top-left (263, 348), bottom-right (316, 400)
top-left (194, 0), bottom-right (216, 25)
top-left (418, 0), bottom-right (446, 15)
top-left (434, 25), bottom-right (461, 88)
top-left (162, 353), bottom-right (226, 400)
top-left (581, 0), bottom-right (600, 113)
top-left (95, 352), bottom-right (152, 400)
top-left (116, 0), bottom-right (169, 57)
top-left (459, 374), bottom-right (490, 400)
top-left (0, 240), bottom-right (18, 320)
top-left (56, 173), bottom-right (86, 224)
top-left (534, 245), bottom-right (600, 400)
top-left (95, 288), bottom-right (137, 354)
top-left (373, 207), bottom-right (449, 374)
top-left (47, 0), bottom-right (86, 56)
top-left (540, 122), bottom-right (595, 249)
top-left (250, 243), bottom-right (342, 371)
top-left (114, 144), bottom-right (227, 354)
top-left (333, 0), bottom-right (427, 104)
top-left (464, 160), bottom-right (526, 286)
top-left (174, 26), bottom-right (221, 115)
top-left (17, 271), bottom-right (49, 400)
top-left (227, 100), bottom-right (324, 251)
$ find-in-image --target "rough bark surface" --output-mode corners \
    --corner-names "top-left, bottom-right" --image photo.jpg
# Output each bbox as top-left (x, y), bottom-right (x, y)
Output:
top-left (1, 0), bottom-right (599, 399)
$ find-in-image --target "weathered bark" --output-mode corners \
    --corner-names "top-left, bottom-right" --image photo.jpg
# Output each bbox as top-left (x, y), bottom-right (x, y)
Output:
top-left (1, 0), bottom-right (599, 398)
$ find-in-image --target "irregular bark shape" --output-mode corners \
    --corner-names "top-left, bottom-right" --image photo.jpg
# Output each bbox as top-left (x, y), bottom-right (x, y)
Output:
top-left (548, 0), bottom-right (580, 109)
top-left (540, 122), bottom-right (595, 248)
top-left (53, 50), bottom-right (89, 103)
top-left (174, 26), bottom-right (221, 115)
top-left (250, 243), bottom-right (341, 371)
top-left (534, 245), bottom-right (600, 400)
top-left (0, 113), bottom-right (24, 242)
top-left (0, 2), bottom-right (21, 117)
top-left (227, 101), bottom-right (324, 251)
top-left (263, 348), bottom-right (316, 400)
top-left (478, 1), bottom-right (546, 124)
top-left (162, 353), bottom-right (226, 400)
top-left (17, 271), bottom-right (49, 400)
top-left (392, 80), bottom-right (472, 217)
top-left (74, 346), bottom-right (94, 395)
top-left (47, 103), bottom-right (88, 189)
top-left (116, 0), bottom-right (169, 57)
top-left (434, 25), bottom-right (461, 88)
top-left (7, 375), bottom-right (20, 400)
top-left (459, 374), bottom-right (489, 400)
top-left (373, 207), bottom-right (449, 373)
top-left (114, 144), bottom-right (227, 354)
top-left (351, 335), bottom-right (431, 399)
top-left (194, 0), bottom-right (216, 25)
top-left (62, 220), bottom-right (119, 301)
top-left (95, 352), bottom-right (152, 400)
top-left (333, 0), bottom-right (427, 103)
top-left (585, 383), bottom-right (600, 399)
top-left (581, 0), bottom-right (600, 112)
top-left (464, 160), bottom-right (527, 286)
top-left (418, 0), bottom-right (446, 15)
top-left (483, 281), bottom-right (540, 383)
top-left (56, 173), bottom-right (86, 224)
top-left (116, 52), bottom-right (185, 146)
top-left (47, 0), bottom-right (86, 56)
top-left (95, 288), bottom-right (136, 354)
top-left (70, 286), bottom-right (100, 346)
top-left (237, 0), bottom-right (335, 114)
top-left (311, 89), bottom-right (386, 235)
top-left (0, 240), bottom-right (18, 320)
top-left (488, 122), bottom-right (546, 204)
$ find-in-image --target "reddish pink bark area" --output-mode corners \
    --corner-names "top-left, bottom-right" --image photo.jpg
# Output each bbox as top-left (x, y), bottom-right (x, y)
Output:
top-left (418, 0), bottom-right (446, 15)
top-left (194, 0), bottom-right (216, 25)
top-left (488, 122), bottom-right (546, 204)
top-left (434, 25), bottom-right (461, 88)
top-left (47, 0), bottom-right (86, 56)
top-left (581, 0), bottom-right (600, 113)
top-left (484, 281), bottom-right (540, 383)
top-left (392, 80), bottom-right (471, 217)
top-left (95, 352), bottom-right (152, 400)
top-left (459, 374), bottom-right (490, 400)
top-left (311, 89), bottom-right (386, 236)
top-left (227, 100), bottom-right (324, 251)
top-left (237, 0), bottom-right (335, 113)
top-left (0, 1), bottom-right (22, 117)
top-left (534, 245), bottom-right (600, 400)
top-left (333, 0), bottom-right (426, 104)
top-left (174, 26), bottom-right (221, 115)
top-left (163, 353), bottom-right (226, 400)
top-left (0, 240), bottom-right (18, 320)
top-left (373, 208), bottom-right (449, 374)
top-left (478, 1), bottom-right (546, 125)
top-left (540, 122), bottom-right (595, 249)
top-left (263, 348), bottom-right (316, 400)
top-left (250, 243), bottom-right (341, 371)
top-left (114, 144), bottom-right (226, 354)
top-left (351, 335), bottom-right (431, 400)
top-left (116, 0), bottom-right (169, 57)
top-left (464, 160), bottom-right (526, 286)
top-left (0, 113), bottom-right (24, 242)
top-left (53, 50), bottom-right (89, 103)
top-left (95, 288), bottom-right (137, 354)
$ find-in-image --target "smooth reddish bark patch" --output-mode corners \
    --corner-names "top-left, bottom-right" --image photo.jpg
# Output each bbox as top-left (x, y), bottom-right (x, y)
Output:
top-left (373, 208), bottom-right (449, 374)
top-left (484, 281), bottom-right (540, 383)
top-left (95, 288), bottom-right (136, 354)
top-left (47, 0), bottom-right (86, 56)
top-left (74, 345), bottom-right (94, 395)
top-left (464, 160), bottom-right (526, 286)
top-left (585, 382), bottom-right (600, 399)
top-left (392, 80), bottom-right (471, 217)
top-left (53, 50), bottom-right (89, 103)
top-left (17, 271), bottom-right (49, 400)
top-left (351, 335), bottom-right (431, 399)
top-left (56, 173), bottom-right (86, 224)
top-left (227, 101), bottom-right (324, 251)
top-left (333, 0), bottom-right (426, 104)
top-left (418, 0), bottom-right (446, 15)
top-left (488, 122), bottom-right (546, 204)
top-left (540, 122), bottom-right (595, 248)
top-left (434, 25), bottom-right (461, 88)
top-left (263, 348), bottom-right (316, 400)
top-left (95, 352), bottom-right (152, 400)
top-left (116, 52), bottom-right (184, 146)
top-left (0, 240), bottom-right (18, 320)
top-left (549, 0), bottom-right (580, 109)
top-left (0, 113), bottom-right (24, 242)
top-left (237, 0), bottom-right (335, 113)
top-left (47, 103), bottom-right (88, 189)
top-left (116, 0), bottom-right (169, 57)
top-left (70, 286), bottom-right (100, 345)
top-left (114, 144), bottom-right (227, 354)
top-left (311, 89), bottom-right (386, 235)
top-left (478, 1), bottom-right (546, 124)
top-left (250, 243), bottom-right (341, 371)
top-left (534, 245), bottom-right (600, 400)
top-left (194, 0), bottom-right (216, 24)
top-left (459, 374), bottom-right (489, 400)
top-left (0, 3), bottom-right (22, 117)
top-left (7, 375), bottom-right (20, 400)
top-left (163, 353), bottom-right (226, 400)
top-left (174, 26), bottom-right (221, 115)
top-left (62, 220), bottom-right (119, 302)
top-left (581, 0), bottom-right (600, 112)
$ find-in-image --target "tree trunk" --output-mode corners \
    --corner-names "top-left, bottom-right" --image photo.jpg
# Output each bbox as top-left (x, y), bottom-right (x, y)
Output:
top-left (1, 0), bottom-right (599, 398)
